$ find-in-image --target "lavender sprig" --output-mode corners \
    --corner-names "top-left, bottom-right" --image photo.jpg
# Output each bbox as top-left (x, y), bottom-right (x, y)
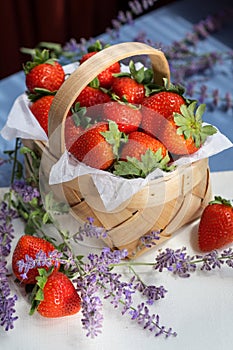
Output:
top-left (73, 217), bottom-right (107, 242)
top-left (0, 202), bottom-right (18, 331)
top-left (154, 247), bottom-right (233, 277)
top-left (0, 261), bottom-right (18, 331)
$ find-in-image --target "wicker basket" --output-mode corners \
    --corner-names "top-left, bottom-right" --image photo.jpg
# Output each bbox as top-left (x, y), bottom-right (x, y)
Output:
top-left (23, 42), bottom-right (212, 257)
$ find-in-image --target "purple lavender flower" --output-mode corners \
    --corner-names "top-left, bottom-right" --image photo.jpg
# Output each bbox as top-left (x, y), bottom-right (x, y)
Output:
top-left (0, 201), bottom-right (17, 221)
top-left (73, 217), bottom-right (107, 242)
top-left (12, 180), bottom-right (40, 203)
top-left (140, 230), bottom-right (161, 248)
top-left (0, 222), bottom-right (14, 256)
top-left (0, 261), bottom-right (18, 331)
top-left (16, 249), bottom-right (64, 281)
top-left (199, 250), bottom-right (224, 271)
top-left (154, 247), bottom-right (197, 277)
top-left (129, 302), bottom-right (177, 338)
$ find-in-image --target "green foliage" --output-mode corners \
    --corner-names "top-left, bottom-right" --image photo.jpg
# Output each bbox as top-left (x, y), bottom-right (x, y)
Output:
top-left (29, 268), bottom-right (53, 315)
top-left (101, 120), bottom-right (128, 156)
top-left (174, 101), bottom-right (217, 147)
top-left (114, 148), bottom-right (175, 178)
top-left (23, 49), bottom-right (56, 74)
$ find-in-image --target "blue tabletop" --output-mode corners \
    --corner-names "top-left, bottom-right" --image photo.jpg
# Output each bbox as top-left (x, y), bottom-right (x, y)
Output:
top-left (1, 0), bottom-right (233, 187)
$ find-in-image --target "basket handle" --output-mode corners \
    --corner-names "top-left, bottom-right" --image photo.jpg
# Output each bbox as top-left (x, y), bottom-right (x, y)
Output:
top-left (48, 42), bottom-right (170, 159)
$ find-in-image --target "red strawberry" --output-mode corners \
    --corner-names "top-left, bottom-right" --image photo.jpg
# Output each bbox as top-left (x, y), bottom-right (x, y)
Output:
top-left (65, 103), bottom-right (92, 151)
top-left (65, 115), bottom-right (84, 151)
top-left (110, 60), bottom-right (153, 104)
top-left (24, 49), bottom-right (65, 94)
top-left (102, 101), bottom-right (142, 134)
top-left (159, 101), bottom-right (217, 155)
top-left (75, 85), bottom-right (110, 108)
top-left (30, 95), bottom-right (54, 135)
top-left (120, 131), bottom-right (167, 161)
top-left (114, 131), bottom-right (172, 178)
top-left (198, 196), bottom-right (233, 252)
top-left (141, 91), bottom-right (185, 137)
top-left (111, 76), bottom-right (145, 104)
top-left (12, 235), bottom-right (59, 284)
top-left (80, 51), bottom-right (120, 88)
top-left (69, 122), bottom-right (117, 170)
top-left (37, 271), bottom-right (81, 318)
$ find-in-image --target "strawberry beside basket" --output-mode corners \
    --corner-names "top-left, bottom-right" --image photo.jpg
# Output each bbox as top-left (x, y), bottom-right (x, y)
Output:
top-left (23, 42), bottom-right (213, 257)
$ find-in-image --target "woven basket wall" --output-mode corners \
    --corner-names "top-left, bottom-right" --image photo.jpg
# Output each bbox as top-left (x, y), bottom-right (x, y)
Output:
top-left (23, 42), bottom-right (212, 257)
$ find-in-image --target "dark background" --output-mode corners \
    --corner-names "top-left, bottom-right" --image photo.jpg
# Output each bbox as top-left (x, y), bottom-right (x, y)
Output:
top-left (0, 0), bottom-right (175, 79)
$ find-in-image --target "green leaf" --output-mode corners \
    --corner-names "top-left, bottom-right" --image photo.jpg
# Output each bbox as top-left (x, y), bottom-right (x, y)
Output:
top-left (173, 101), bottom-right (217, 148)
top-left (209, 196), bottom-right (233, 207)
top-left (101, 120), bottom-right (128, 157)
top-left (114, 149), bottom-right (175, 178)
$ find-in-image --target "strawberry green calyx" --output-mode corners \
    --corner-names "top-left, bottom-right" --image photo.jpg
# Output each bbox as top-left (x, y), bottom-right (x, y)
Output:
top-left (28, 88), bottom-right (57, 102)
top-left (87, 40), bottom-right (110, 53)
top-left (113, 60), bottom-right (154, 85)
top-left (114, 148), bottom-right (175, 178)
top-left (23, 49), bottom-right (57, 74)
top-left (146, 78), bottom-right (187, 98)
top-left (70, 102), bottom-right (92, 128)
top-left (29, 268), bottom-right (53, 315)
top-left (209, 196), bottom-right (233, 207)
top-left (173, 101), bottom-right (217, 148)
top-left (101, 120), bottom-right (128, 157)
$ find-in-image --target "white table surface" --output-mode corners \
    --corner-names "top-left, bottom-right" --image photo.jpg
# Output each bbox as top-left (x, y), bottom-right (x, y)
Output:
top-left (1, 170), bottom-right (233, 350)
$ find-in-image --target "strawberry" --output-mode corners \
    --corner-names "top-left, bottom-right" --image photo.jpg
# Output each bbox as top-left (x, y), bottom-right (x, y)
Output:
top-left (80, 51), bottom-right (120, 88)
top-left (120, 131), bottom-right (167, 161)
top-left (24, 49), bottom-right (65, 94)
top-left (12, 235), bottom-right (59, 284)
top-left (111, 76), bottom-right (145, 104)
top-left (36, 271), bottom-right (81, 318)
top-left (141, 91), bottom-right (186, 137)
top-left (65, 103), bottom-right (91, 151)
top-left (198, 196), bottom-right (233, 252)
top-left (75, 85), bottom-right (110, 108)
top-left (69, 121), bottom-right (124, 170)
top-left (30, 95), bottom-right (54, 135)
top-left (114, 131), bottom-right (173, 178)
top-left (159, 101), bottom-right (217, 155)
top-left (102, 101), bottom-right (142, 134)
top-left (111, 60), bottom-right (153, 104)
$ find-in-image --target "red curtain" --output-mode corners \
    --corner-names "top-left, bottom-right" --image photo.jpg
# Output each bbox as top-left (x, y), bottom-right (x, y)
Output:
top-left (0, 0), bottom-right (175, 79)
top-left (0, 0), bottom-right (128, 79)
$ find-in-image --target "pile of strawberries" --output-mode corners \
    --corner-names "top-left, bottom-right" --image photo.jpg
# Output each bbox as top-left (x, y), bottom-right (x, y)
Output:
top-left (25, 41), bottom-right (217, 178)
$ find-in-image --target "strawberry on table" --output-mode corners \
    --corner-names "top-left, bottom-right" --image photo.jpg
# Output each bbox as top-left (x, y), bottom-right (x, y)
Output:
top-left (30, 95), bottom-right (54, 135)
top-left (35, 270), bottom-right (81, 318)
top-left (198, 196), bottom-right (233, 252)
top-left (24, 49), bottom-right (65, 94)
top-left (159, 101), bottom-right (217, 155)
top-left (102, 100), bottom-right (142, 134)
top-left (12, 235), bottom-right (60, 284)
